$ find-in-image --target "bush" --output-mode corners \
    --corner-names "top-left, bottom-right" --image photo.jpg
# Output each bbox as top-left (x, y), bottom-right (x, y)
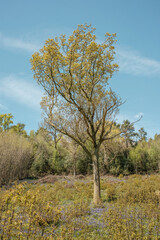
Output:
top-left (105, 183), bottom-right (117, 201)
top-left (117, 175), bottom-right (160, 204)
top-left (0, 131), bottom-right (33, 185)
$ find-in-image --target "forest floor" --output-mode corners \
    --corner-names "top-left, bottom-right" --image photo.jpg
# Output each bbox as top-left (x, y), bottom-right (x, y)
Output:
top-left (0, 174), bottom-right (160, 239)
top-left (20, 174), bottom-right (126, 184)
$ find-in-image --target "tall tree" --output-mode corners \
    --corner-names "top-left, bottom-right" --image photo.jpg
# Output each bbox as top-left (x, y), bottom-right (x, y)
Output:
top-left (31, 24), bottom-right (121, 204)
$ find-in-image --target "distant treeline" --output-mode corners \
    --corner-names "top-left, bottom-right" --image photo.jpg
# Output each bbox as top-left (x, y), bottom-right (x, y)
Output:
top-left (0, 113), bottom-right (160, 185)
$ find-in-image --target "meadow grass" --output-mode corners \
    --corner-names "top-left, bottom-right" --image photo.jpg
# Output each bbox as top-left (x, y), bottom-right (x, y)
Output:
top-left (0, 175), bottom-right (159, 239)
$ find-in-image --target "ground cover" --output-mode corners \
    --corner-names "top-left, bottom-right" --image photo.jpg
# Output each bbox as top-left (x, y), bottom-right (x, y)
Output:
top-left (0, 175), bottom-right (159, 239)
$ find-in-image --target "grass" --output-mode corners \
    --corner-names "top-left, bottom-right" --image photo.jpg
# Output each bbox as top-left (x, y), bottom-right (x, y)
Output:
top-left (0, 174), bottom-right (160, 239)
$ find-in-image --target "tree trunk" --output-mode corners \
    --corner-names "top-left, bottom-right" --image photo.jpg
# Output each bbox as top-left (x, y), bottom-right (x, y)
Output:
top-left (92, 148), bottom-right (101, 205)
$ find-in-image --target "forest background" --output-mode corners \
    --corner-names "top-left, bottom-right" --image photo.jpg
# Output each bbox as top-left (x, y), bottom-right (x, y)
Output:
top-left (0, 112), bottom-right (160, 186)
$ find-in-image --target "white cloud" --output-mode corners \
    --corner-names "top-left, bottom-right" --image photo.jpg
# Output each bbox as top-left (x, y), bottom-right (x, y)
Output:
top-left (116, 112), bottom-right (144, 124)
top-left (0, 75), bottom-right (43, 110)
top-left (0, 103), bottom-right (8, 110)
top-left (135, 112), bottom-right (144, 119)
top-left (1, 32), bottom-right (160, 77)
top-left (0, 33), bottom-right (40, 52)
top-left (117, 47), bottom-right (160, 76)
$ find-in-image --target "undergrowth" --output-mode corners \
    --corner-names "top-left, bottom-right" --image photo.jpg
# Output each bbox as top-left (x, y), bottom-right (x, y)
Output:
top-left (0, 175), bottom-right (159, 239)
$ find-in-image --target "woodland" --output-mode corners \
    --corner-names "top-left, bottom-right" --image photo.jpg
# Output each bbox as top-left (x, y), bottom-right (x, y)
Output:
top-left (0, 112), bottom-right (159, 186)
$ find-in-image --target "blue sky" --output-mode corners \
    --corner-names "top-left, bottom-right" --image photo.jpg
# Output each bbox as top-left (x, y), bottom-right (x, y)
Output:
top-left (0, 0), bottom-right (160, 138)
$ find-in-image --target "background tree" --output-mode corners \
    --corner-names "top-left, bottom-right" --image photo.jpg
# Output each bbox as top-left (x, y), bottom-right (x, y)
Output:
top-left (41, 95), bottom-right (62, 149)
top-left (121, 120), bottom-right (138, 148)
top-left (31, 24), bottom-right (121, 204)
top-left (129, 141), bottom-right (149, 173)
top-left (147, 135), bottom-right (160, 172)
top-left (138, 127), bottom-right (147, 142)
top-left (61, 138), bottom-right (79, 176)
top-left (102, 135), bottom-right (130, 176)
top-left (30, 127), bottom-right (53, 175)
top-left (10, 123), bottom-right (27, 137)
top-left (0, 113), bottom-right (13, 132)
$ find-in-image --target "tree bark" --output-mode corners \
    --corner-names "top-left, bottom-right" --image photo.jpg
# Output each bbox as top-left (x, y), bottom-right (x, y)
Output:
top-left (92, 148), bottom-right (101, 205)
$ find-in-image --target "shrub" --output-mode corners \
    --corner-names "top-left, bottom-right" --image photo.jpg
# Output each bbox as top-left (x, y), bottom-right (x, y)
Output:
top-left (0, 131), bottom-right (33, 185)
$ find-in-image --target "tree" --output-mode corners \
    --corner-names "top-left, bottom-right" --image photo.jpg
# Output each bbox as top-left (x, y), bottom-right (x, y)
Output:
top-left (64, 139), bottom-right (79, 176)
top-left (0, 113), bottom-right (13, 131)
top-left (102, 133), bottom-right (130, 176)
top-left (31, 24), bottom-right (121, 204)
top-left (148, 136), bottom-right (160, 172)
top-left (30, 127), bottom-right (53, 175)
top-left (121, 120), bottom-right (138, 148)
top-left (138, 127), bottom-right (147, 142)
top-left (10, 123), bottom-right (27, 137)
top-left (129, 141), bottom-right (149, 173)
